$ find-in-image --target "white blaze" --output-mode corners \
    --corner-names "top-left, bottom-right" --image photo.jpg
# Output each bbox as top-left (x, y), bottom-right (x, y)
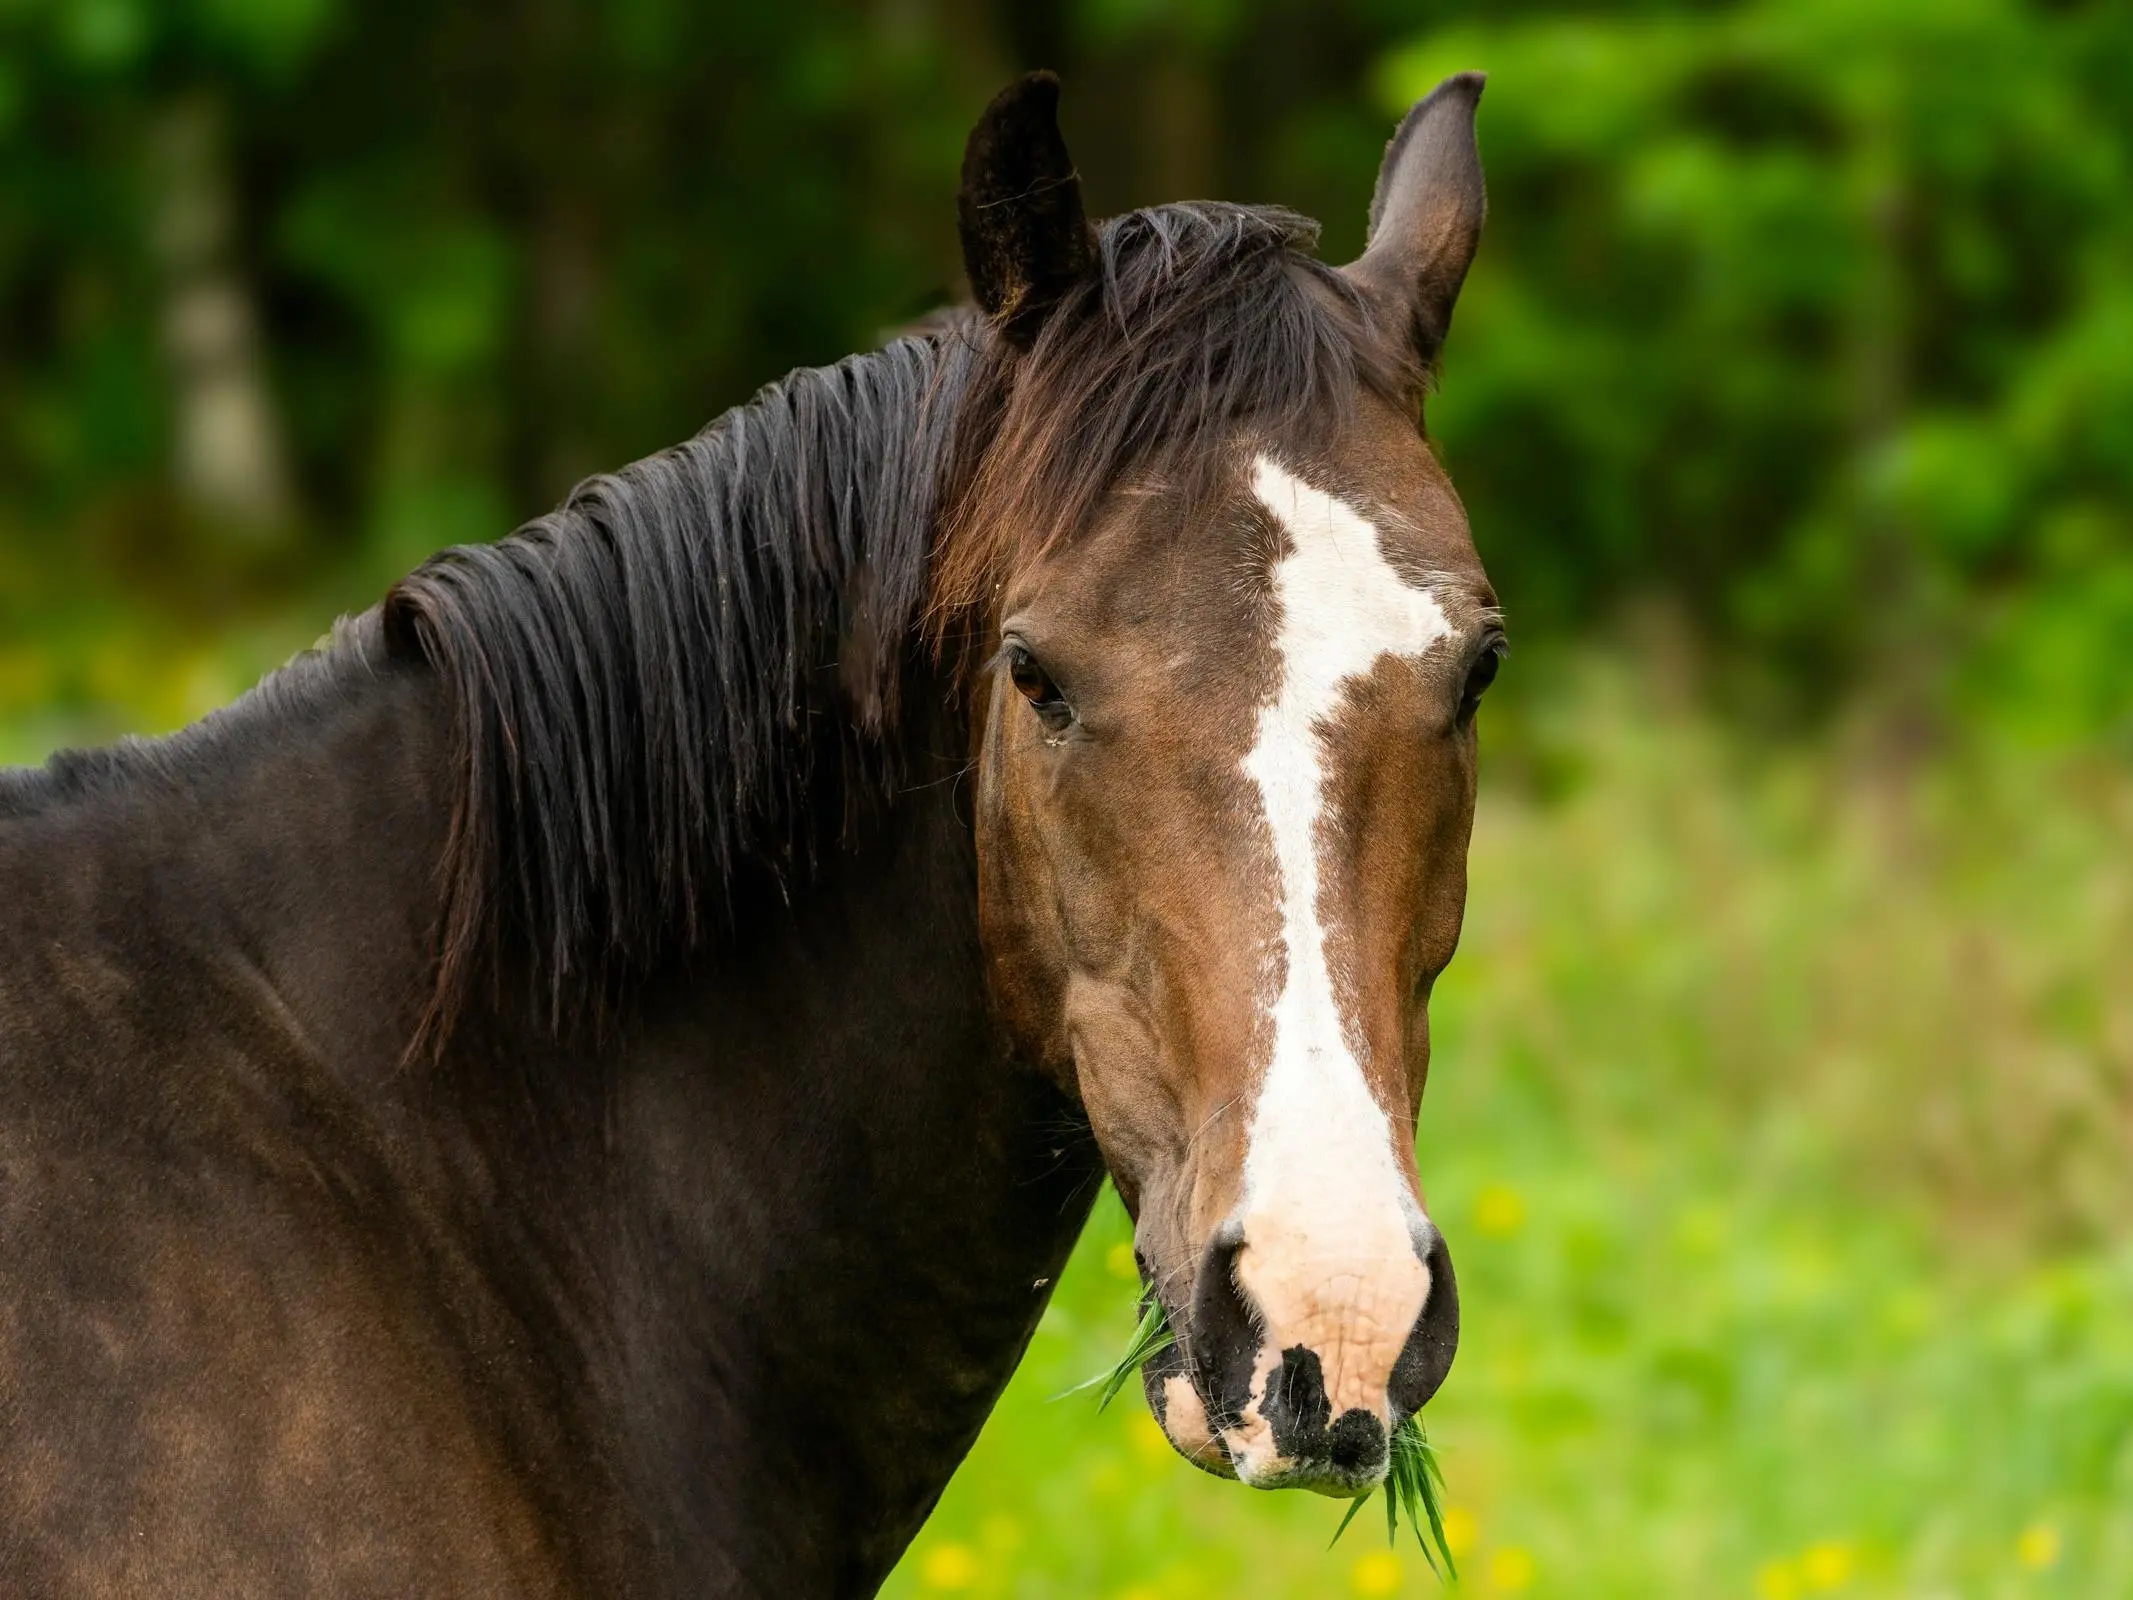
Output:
top-left (1227, 454), bottom-right (1451, 1469)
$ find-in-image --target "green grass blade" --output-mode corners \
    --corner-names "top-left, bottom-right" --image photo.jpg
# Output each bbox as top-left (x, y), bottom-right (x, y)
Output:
top-left (1329, 1488), bottom-right (1373, 1547)
top-left (1387, 1414), bottom-right (1456, 1581)
top-left (1061, 1296), bottom-right (1176, 1411)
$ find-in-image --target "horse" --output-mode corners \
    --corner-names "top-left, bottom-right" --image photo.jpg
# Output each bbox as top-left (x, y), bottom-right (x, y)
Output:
top-left (0, 70), bottom-right (1497, 1597)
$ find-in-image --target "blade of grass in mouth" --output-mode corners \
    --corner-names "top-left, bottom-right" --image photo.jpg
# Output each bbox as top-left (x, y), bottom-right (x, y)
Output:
top-left (1055, 1296), bottom-right (1176, 1409)
top-left (1083, 1296), bottom-right (1457, 1582)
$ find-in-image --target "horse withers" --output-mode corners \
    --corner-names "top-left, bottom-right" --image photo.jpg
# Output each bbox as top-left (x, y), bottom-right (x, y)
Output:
top-left (0, 71), bottom-right (1497, 1597)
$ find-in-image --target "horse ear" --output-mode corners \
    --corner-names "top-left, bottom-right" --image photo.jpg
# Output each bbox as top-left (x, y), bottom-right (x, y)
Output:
top-left (1344, 72), bottom-right (1487, 370)
top-left (959, 72), bottom-right (1095, 349)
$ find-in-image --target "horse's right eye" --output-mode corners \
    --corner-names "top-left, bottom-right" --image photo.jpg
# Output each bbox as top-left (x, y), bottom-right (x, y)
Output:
top-left (1459, 634), bottom-right (1507, 723)
top-left (1004, 643), bottom-right (1074, 733)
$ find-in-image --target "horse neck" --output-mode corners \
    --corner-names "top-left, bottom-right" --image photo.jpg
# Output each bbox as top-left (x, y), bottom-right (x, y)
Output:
top-left (439, 668), bottom-right (1102, 1594)
top-left (0, 644), bottom-right (459, 1082)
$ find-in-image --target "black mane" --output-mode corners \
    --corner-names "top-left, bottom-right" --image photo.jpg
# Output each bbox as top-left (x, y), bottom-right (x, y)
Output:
top-left (933, 203), bottom-right (1418, 622)
top-left (382, 322), bottom-right (980, 1049)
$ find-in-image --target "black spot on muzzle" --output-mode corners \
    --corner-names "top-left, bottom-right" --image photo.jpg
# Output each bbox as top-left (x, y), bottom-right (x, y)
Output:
top-left (1262, 1346), bottom-right (1393, 1480)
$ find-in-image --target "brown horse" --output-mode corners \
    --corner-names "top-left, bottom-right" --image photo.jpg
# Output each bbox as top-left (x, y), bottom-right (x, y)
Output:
top-left (0, 71), bottom-right (1495, 1596)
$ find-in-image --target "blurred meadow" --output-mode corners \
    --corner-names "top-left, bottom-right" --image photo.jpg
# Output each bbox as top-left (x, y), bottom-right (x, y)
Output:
top-left (3, 0), bottom-right (2129, 1595)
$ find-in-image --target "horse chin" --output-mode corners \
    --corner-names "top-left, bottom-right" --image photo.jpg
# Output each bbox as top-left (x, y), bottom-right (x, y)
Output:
top-left (1140, 1329), bottom-right (1403, 1497)
top-left (1142, 1366), bottom-right (1237, 1481)
top-left (1143, 1365), bottom-right (1391, 1496)
top-left (1221, 1415), bottom-right (1388, 1497)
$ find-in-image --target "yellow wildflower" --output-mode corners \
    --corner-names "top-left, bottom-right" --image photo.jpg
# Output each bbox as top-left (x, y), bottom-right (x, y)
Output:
top-left (1475, 1183), bottom-right (1527, 1238)
top-left (1351, 1550), bottom-right (1404, 1596)
top-left (920, 1542), bottom-right (979, 1591)
top-left (1489, 1544), bottom-right (1535, 1592)
top-left (2016, 1522), bottom-right (2061, 1570)
top-left (1800, 1540), bottom-right (1853, 1590)
top-left (1441, 1504), bottom-right (1479, 1559)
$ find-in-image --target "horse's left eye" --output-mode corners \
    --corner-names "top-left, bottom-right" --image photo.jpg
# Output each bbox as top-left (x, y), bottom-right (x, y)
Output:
top-left (1459, 635), bottom-right (1506, 723)
top-left (1004, 643), bottom-right (1074, 733)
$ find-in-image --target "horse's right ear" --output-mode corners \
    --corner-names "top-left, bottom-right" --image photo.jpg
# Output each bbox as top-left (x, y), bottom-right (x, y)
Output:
top-left (1344, 72), bottom-right (1487, 371)
top-left (959, 72), bottom-right (1095, 349)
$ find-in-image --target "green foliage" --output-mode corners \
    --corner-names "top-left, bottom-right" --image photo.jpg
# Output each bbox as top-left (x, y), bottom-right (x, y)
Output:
top-left (1381, 0), bottom-right (2133, 733)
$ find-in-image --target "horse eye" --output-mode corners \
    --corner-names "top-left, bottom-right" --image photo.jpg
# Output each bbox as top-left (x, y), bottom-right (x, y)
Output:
top-left (1004, 643), bottom-right (1073, 731)
top-left (1460, 637), bottom-right (1506, 721)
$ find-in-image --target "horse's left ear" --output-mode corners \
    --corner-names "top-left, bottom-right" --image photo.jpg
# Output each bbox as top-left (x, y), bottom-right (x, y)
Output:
top-left (959, 72), bottom-right (1095, 349)
top-left (1344, 72), bottom-right (1487, 370)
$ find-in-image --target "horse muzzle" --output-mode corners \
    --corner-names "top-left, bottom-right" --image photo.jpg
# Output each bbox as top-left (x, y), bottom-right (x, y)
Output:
top-left (1141, 1218), bottom-right (1459, 1495)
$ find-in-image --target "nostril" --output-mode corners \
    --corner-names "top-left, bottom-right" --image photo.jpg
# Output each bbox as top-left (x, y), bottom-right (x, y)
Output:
top-left (1188, 1221), bottom-right (1258, 1433)
top-left (1389, 1227), bottom-right (1461, 1419)
top-left (1325, 1408), bottom-right (1387, 1474)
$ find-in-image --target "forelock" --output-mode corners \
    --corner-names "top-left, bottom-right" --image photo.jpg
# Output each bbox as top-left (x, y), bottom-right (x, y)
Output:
top-left (931, 202), bottom-right (1420, 642)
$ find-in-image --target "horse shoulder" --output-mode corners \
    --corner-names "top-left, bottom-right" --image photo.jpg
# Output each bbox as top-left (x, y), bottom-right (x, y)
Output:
top-left (0, 812), bottom-right (589, 1597)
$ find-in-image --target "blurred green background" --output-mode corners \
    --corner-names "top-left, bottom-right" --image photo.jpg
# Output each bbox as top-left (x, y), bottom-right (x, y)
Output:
top-left (3, 0), bottom-right (2130, 1594)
